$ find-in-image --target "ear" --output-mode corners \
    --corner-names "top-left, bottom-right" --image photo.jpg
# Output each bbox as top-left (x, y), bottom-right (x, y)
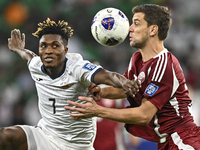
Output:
top-left (64, 47), bottom-right (68, 55)
top-left (149, 25), bottom-right (158, 37)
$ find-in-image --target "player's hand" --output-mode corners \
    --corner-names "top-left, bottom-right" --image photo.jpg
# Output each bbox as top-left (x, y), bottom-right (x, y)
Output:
top-left (8, 29), bottom-right (25, 52)
top-left (123, 79), bottom-right (141, 97)
top-left (88, 83), bottom-right (101, 102)
top-left (65, 96), bottom-right (99, 120)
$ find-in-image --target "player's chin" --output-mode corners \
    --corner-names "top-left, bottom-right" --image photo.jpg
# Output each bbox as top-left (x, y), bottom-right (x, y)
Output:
top-left (44, 64), bottom-right (56, 70)
top-left (129, 41), bottom-right (134, 47)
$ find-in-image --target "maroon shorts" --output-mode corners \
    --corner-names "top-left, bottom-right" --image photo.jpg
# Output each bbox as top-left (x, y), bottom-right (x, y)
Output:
top-left (158, 125), bottom-right (200, 150)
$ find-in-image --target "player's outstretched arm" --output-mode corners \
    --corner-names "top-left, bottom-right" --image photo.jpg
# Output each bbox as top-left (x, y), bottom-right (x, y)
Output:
top-left (88, 84), bottom-right (127, 100)
top-left (8, 29), bottom-right (37, 64)
top-left (93, 69), bottom-right (141, 98)
top-left (65, 96), bottom-right (158, 125)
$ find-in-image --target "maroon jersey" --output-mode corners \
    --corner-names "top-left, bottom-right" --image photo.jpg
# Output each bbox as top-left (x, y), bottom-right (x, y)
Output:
top-left (94, 98), bottom-right (125, 150)
top-left (124, 49), bottom-right (195, 143)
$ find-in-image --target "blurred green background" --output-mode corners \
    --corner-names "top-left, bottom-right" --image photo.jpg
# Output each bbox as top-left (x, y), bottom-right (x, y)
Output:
top-left (0, 0), bottom-right (200, 134)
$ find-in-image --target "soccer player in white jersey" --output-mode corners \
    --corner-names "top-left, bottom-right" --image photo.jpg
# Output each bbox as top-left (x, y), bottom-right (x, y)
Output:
top-left (65, 4), bottom-right (200, 150)
top-left (1, 18), bottom-right (140, 150)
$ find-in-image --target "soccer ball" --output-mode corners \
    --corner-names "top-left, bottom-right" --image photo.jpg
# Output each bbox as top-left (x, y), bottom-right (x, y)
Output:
top-left (91, 7), bottom-right (130, 47)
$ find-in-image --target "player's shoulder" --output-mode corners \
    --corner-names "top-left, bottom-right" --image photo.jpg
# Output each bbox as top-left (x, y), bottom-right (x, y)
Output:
top-left (132, 50), bottom-right (141, 57)
top-left (154, 48), bottom-right (168, 57)
top-left (65, 53), bottom-right (88, 71)
top-left (130, 50), bottom-right (142, 63)
top-left (28, 56), bottom-right (42, 67)
top-left (65, 53), bottom-right (83, 62)
top-left (153, 48), bottom-right (178, 63)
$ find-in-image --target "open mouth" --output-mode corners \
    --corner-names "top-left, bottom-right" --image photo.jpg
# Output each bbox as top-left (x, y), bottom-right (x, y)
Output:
top-left (44, 57), bottom-right (54, 63)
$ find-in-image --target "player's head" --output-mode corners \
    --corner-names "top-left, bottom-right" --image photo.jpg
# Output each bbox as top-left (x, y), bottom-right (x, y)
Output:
top-left (33, 18), bottom-right (73, 72)
top-left (32, 18), bottom-right (73, 46)
top-left (132, 4), bottom-right (172, 41)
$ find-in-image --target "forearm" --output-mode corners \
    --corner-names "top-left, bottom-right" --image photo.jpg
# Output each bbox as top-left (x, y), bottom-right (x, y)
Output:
top-left (94, 70), bottom-right (124, 87)
top-left (96, 98), bottom-right (157, 125)
top-left (94, 69), bottom-right (140, 97)
top-left (66, 97), bottom-right (157, 125)
top-left (100, 86), bottom-right (126, 99)
top-left (105, 71), bottom-right (128, 88)
top-left (14, 48), bottom-right (37, 63)
top-left (96, 105), bottom-right (147, 125)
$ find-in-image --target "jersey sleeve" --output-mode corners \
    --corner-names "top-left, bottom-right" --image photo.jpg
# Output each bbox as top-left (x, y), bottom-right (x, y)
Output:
top-left (68, 55), bottom-right (103, 86)
top-left (143, 52), bottom-right (179, 110)
top-left (28, 56), bottom-right (42, 79)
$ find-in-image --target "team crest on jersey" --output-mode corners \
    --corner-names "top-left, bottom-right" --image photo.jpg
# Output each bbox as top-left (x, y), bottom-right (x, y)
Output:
top-left (138, 72), bottom-right (145, 83)
top-left (144, 83), bottom-right (159, 96)
top-left (83, 63), bottom-right (97, 71)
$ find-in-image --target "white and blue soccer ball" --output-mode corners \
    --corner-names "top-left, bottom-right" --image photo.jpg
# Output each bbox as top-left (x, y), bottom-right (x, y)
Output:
top-left (91, 7), bottom-right (130, 47)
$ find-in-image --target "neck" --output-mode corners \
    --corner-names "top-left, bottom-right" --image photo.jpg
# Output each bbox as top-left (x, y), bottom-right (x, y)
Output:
top-left (45, 65), bottom-right (63, 77)
top-left (42, 58), bottom-right (67, 79)
top-left (139, 40), bottom-right (164, 62)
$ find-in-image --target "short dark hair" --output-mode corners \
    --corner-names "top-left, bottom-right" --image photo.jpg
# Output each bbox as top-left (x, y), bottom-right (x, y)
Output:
top-left (32, 18), bottom-right (73, 44)
top-left (132, 4), bottom-right (172, 40)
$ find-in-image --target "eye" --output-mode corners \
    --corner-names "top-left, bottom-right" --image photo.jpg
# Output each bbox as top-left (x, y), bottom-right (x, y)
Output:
top-left (40, 44), bottom-right (46, 48)
top-left (134, 22), bottom-right (139, 26)
top-left (53, 44), bottom-right (59, 49)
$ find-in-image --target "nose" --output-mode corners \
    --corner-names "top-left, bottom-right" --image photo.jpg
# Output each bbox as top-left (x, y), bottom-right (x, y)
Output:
top-left (45, 46), bottom-right (53, 54)
top-left (129, 24), bottom-right (134, 32)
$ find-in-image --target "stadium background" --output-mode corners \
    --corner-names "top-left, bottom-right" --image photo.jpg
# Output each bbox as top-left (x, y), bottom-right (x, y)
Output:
top-left (0, 0), bottom-right (200, 149)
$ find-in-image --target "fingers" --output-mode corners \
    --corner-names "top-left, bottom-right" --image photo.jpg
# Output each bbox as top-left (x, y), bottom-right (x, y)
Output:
top-left (64, 103), bottom-right (85, 115)
top-left (138, 79), bottom-right (142, 87)
top-left (88, 83), bottom-right (97, 91)
top-left (22, 33), bottom-right (25, 42)
top-left (11, 29), bottom-right (14, 39)
top-left (10, 29), bottom-right (22, 40)
top-left (71, 116), bottom-right (83, 120)
top-left (12, 29), bottom-right (18, 40)
top-left (91, 94), bottom-right (101, 102)
top-left (65, 102), bottom-right (87, 120)
top-left (65, 97), bottom-right (97, 120)
top-left (65, 98), bottom-right (91, 111)
top-left (66, 100), bottom-right (83, 107)
top-left (16, 29), bottom-right (20, 40)
top-left (131, 80), bottom-right (141, 91)
top-left (88, 84), bottom-right (101, 95)
top-left (124, 88), bottom-right (135, 97)
top-left (133, 79), bottom-right (141, 88)
top-left (78, 96), bottom-right (93, 102)
top-left (65, 105), bottom-right (84, 113)
top-left (69, 112), bottom-right (85, 120)
top-left (124, 79), bottom-right (141, 97)
top-left (65, 97), bottom-right (93, 111)
top-left (69, 112), bottom-right (84, 117)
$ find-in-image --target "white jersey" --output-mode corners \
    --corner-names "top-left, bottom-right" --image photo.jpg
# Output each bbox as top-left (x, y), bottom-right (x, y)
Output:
top-left (28, 53), bottom-right (103, 149)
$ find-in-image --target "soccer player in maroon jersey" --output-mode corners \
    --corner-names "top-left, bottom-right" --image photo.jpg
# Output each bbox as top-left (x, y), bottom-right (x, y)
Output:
top-left (65, 4), bottom-right (200, 150)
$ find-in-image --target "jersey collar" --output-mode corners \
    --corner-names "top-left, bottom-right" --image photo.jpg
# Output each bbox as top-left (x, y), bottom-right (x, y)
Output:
top-left (41, 57), bottom-right (67, 79)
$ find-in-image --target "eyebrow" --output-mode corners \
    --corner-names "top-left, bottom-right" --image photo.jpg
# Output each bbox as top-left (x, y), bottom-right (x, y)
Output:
top-left (40, 41), bottom-right (60, 44)
top-left (133, 18), bottom-right (141, 22)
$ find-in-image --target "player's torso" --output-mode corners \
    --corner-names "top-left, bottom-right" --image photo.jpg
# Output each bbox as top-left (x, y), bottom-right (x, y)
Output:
top-left (125, 49), bottom-right (194, 143)
top-left (28, 54), bottom-right (99, 146)
top-left (35, 68), bottom-right (89, 119)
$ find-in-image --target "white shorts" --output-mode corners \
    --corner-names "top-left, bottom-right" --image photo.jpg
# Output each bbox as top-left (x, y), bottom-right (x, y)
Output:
top-left (18, 125), bottom-right (95, 150)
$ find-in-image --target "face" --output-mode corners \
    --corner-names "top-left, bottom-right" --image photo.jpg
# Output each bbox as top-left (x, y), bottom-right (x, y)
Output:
top-left (129, 12), bottom-right (149, 49)
top-left (39, 34), bottom-right (68, 71)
